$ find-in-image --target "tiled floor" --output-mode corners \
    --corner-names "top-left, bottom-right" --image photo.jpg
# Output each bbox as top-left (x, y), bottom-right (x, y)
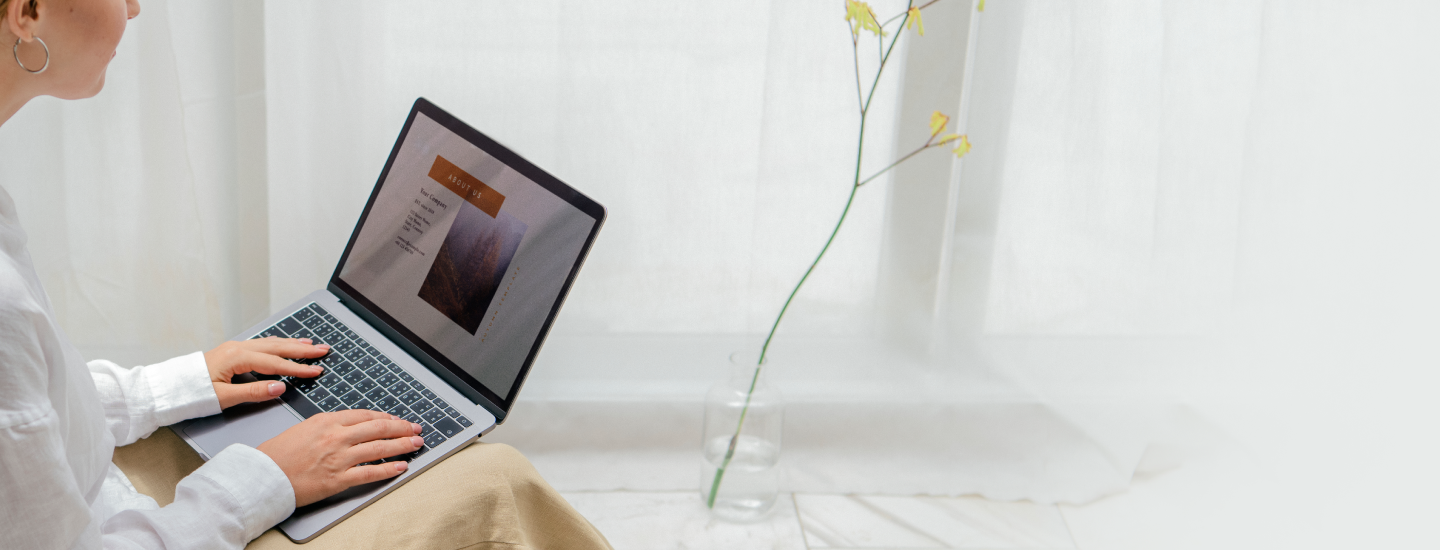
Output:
top-left (563, 491), bottom-right (1076, 550)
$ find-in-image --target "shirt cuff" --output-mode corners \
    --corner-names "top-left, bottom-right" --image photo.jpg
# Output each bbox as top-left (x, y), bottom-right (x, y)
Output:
top-left (192, 444), bottom-right (296, 542)
top-left (145, 351), bottom-right (221, 426)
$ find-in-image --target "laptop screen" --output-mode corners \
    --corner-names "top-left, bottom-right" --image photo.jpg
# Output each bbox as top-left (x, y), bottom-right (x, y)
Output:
top-left (331, 99), bottom-right (603, 416)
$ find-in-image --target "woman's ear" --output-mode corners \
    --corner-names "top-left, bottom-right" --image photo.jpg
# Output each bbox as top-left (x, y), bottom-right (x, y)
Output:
top-left (5, 0), bottom-right (42, 42)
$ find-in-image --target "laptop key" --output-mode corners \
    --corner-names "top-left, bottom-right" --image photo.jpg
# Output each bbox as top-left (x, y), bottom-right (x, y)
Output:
top-left (327, 360), bottom-right (355, 376)
top-left (318, 371), bottom-right (344, 387)
top-left (329, 380), bottom-right (353, 396)
top-left (376, 373), bottom-right (401, 388)
top-left (420, 388), bottom-right (438, 400)
top-left (316, 395), bottom-right (342, 411)
top-left (431, 417), bottom-right (462, 438)
top-left (364, 386), bottom-right (388, 403)
top-left (281, 391), bottom-right (323, 419)
top-left (409, 399), bottom-right (434, 414)
top-left (342, 346), bottom-right (369, 363)
top-left (339, 390), bottom-right (364, 406)
top-left (293, 307), bottom-right (315, 322)
top-left (351, 398), bottom-right (375, 411)
top-left (340, 368), bottom-right (366, 386)
top-left (294, 378), bottom-right (318, 393)
top-left (353, 356), bottom-right (378, 370)
top-left (386, 402), bottom-right (412, 418)
top-left (257, 328), bottom-right (285, 339)
top-left (455, 415), bottom-right (473, 428)
top-left (398, 389), bottom-right (424, 404)
top-left (331, 339), bottom-right (357, 354)
top-left (420, 408), bottom-right (447, 425)
top-left (401, 410), bottom-right (424, 426)
top-left (363, 363), bottom-right (388, 379)
top-left (309, 387), bottom-right (331, 402)
top-left (310, 322), bottom-right (336, 338)
top-left (442, 406), bottom-right (459, 418)
top-left (351, 376), bottom-right (377, 393)
top-left (276, 317), bottom-right (302, 335)
top-left (373, 395), bottom-right (401, 412)
top-left (422, 431), bottom-right (446, 449)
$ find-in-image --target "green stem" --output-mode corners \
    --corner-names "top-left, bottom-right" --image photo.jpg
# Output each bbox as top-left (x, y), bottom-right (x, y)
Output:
top-left (856, 141), bottom-right (942, 187)
top-left (707, 1), bottom-right (917, 509)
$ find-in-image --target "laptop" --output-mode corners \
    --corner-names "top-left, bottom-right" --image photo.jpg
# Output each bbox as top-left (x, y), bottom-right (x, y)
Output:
top-left (175, 97), bottom-right (605, 542)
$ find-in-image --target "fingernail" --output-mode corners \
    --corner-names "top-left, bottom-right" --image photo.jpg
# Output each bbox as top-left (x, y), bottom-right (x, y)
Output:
top-left (298, 338), bottom-right (313, 344)
top-left (394, 462), bottom-right (408, 472)
top-left (411, 436), bottom-right (424, 448)
top-left (391, 414), bottom-right (400, 420)
top-left (268, 382), bottom-right (285, 396)
top-left (311, 365), bottom-right (323, 374)
top-left (316, 343), bottom-right (330, 349)
top-left (411, 422), bottom-right (422, 434)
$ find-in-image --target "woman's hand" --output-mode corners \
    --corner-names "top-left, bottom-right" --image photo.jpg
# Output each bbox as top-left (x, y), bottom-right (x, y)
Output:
top-left (257, 410), bottom-right (424, 506)
top-left (204, 337), bottom-right (331, 410)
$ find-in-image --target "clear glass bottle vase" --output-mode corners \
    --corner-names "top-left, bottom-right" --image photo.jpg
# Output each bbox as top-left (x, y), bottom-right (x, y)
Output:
top-left (700, 352), bottom-right (783, 521)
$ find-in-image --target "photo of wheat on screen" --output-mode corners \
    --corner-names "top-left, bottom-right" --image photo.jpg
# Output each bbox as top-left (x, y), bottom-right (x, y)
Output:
top-left (418, 202), bottom-right (527, 334)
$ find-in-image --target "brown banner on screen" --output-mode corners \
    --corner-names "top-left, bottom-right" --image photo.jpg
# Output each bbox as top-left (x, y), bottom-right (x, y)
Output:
top-left (427, 155), bottom-right (504, 217)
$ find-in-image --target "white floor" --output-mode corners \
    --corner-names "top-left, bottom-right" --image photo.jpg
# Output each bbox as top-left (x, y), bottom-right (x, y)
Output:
top-left (563, 490), bottom-right (1075, 550)
top-left (559, 446), bottom-right (1299, 550)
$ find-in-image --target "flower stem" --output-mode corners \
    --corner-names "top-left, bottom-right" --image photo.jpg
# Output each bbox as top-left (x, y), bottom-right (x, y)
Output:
top-left (707, 1), bottom-right (917, 509)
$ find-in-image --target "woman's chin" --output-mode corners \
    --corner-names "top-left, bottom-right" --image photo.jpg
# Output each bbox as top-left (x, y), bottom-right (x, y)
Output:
top-left (54, 74), bottom-right (108, 100)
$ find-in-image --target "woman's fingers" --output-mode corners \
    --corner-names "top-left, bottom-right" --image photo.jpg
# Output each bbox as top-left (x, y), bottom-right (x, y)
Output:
top-left (244, 337), bottom-right (331, 360)
top-left (214, 379), bottom-right (288, 409)
top-left (348, 436), bottom-right (425, 465)
top-left (343, 417), bottom-right (422, 446)
top-left (241, 350), bottom-right (325, 378)
top-left (341, 461), bottom-right (408, 487)
top-left (326, 409), bottom-right (398, 427)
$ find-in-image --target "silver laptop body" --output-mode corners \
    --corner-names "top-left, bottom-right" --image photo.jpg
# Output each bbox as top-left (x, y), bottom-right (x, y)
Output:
top-left (174, 98), bottom-right (605, 542)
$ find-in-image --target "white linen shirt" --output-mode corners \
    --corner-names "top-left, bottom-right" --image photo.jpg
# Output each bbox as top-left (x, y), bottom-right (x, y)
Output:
top-left (0, 186), bottom-right (295, 549)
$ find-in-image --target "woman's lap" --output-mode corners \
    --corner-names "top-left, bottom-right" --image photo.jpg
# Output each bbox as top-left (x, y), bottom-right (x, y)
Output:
top-left (113, 428), bottom-right (610, 550)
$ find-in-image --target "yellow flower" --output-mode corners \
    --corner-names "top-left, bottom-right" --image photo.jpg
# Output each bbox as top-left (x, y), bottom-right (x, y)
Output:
top-left (953, 135), bottom-right (972, 158)
top-left (845, 0), bottom-right (886, 37)
top-left (906, 7), bottom-right (924, 36)
top-left (935, 133), bottom-right (960, 145)
top-left (929, 111), bottom-right (950, 137)
top-left (978, 0), bottom-right (986, 12)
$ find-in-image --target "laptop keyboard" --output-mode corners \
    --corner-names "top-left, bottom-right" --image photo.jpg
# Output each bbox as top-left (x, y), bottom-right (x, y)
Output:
top-left (253, 302), bottom-right (474, 462)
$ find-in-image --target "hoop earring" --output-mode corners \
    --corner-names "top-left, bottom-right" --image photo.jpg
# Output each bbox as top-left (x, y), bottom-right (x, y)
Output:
top-left (13, 36), bottom-right (49, 74)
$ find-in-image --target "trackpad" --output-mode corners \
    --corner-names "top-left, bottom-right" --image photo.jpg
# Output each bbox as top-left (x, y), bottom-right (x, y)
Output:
top-left (182, 399), bottom-right (298, 459)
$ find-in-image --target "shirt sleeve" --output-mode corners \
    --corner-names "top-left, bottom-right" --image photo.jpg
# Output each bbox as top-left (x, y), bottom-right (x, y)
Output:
top-left (100, 444), bottom-right (297, 549)
top-left (0, 404), bottom-right (99, 550)
top-left (88, 352), bottom-right (221, 446)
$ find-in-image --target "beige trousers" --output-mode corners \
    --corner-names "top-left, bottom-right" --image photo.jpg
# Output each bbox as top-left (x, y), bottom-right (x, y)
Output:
top-left (113, 428), bottom-right (612, 550)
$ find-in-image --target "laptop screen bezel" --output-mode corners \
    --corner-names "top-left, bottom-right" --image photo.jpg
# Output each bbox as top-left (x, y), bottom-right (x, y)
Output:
top-left (326, 97), bottom-right (605, 423)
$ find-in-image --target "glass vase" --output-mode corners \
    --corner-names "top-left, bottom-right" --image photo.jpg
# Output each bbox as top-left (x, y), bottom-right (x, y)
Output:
top-left (700, 352), bottom-right (783, 521)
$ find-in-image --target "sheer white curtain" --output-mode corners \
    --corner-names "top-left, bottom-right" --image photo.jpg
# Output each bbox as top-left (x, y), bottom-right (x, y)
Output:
top-left (948, 0), bottom-right (1440, 517)
top-left (0, 0), bottom-right (266, 365)
top-left (261, 1), bottom-right (905, 341)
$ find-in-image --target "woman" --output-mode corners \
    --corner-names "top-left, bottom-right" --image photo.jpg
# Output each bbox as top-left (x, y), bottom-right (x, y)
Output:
top-left (0, 1), bottom-right (611, 548)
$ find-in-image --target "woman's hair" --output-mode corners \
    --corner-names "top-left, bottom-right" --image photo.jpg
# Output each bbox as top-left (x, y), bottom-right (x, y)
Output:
top-left (0, 1), bottom-right (38, 23)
